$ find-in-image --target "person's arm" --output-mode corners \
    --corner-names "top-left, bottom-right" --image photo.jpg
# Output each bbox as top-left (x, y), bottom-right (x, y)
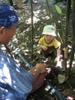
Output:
top-left (54, 39), bottom-right (62, 67)
top-left (54, 39), bottom-right (61, 61)
top-left (56, 46), bottom-right (61, 61)
top-left (55, 46), bottom-right (62, 67)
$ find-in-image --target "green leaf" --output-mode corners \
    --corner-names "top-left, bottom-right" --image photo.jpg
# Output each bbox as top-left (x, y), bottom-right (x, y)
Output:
top-left (55, 5), bottom-right (63, 15)
top-left (58, 74), bottom-right (66, 84)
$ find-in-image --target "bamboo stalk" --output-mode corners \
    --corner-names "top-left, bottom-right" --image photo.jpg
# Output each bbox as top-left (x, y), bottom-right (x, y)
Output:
top-left (30, 0), bottom-right (34, 60)
top-left (64, 0), bottom-right (71, 77)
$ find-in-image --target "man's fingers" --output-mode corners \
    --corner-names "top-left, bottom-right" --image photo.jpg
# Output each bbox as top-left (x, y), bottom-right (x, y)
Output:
top-left (46, 68), bottom-right (51, 73)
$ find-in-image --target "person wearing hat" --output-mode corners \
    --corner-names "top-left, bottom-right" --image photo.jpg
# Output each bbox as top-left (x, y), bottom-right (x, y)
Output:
top-left (0, 3), bottom-right (49, 100)
top-left (38, 25), bottom-right (61, 66)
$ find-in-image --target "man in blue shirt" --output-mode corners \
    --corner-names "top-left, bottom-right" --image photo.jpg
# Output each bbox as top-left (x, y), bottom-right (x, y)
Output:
top-left (0, 3), bottom-right (47, 100)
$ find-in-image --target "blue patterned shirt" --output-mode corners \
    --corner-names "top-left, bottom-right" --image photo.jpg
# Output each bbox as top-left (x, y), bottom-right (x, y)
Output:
top-left (0, 51), bottom-right (33, 100)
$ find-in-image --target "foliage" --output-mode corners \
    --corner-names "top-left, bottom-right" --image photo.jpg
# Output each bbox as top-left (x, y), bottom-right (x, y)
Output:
top-left (14, 1), bottom-right (67, 59)
top-left (0, 0), bottom-right (75, 99)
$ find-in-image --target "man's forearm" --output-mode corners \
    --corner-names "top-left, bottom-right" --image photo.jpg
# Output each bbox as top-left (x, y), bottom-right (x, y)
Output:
top-left (57, 47), bottom-right (61, 58)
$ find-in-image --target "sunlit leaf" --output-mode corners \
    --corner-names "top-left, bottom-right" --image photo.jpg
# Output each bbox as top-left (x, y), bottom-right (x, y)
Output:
top-left (55, 5), bottom-right (63, 15)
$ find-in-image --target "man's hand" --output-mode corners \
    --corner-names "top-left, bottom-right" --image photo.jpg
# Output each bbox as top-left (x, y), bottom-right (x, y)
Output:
top-left (56, 61), bottom-right (62, 68)
top-left (55, 56), bottom-right (62, 68)
top-left (29, 63), bottom-right (49, 78)
top-left (55, 56), bottom-right (60, 62)
top-left (35, 63), bottom-right (47, 73)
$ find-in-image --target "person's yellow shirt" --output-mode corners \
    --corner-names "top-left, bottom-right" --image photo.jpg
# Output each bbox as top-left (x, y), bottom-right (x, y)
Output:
top-left (38, 36), bottom-right (61, 49)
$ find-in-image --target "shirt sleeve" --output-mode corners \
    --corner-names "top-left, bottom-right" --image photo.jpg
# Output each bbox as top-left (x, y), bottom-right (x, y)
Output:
top-left (38, 37), bottom-right (44, 45)
top-left (37, 37), bottom-right (45, 50)
top-left (53, 39), bottom-right (61, 48)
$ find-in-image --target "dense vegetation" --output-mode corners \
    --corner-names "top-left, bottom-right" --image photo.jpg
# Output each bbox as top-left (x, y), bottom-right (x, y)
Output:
top-left (0, 0), bottom-right (75, 99)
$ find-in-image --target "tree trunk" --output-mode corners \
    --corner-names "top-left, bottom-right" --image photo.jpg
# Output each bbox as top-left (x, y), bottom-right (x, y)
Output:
top-left (69, 0), bottom-right (75, 76)
top-left (64, 0), bottom-right (71, 76)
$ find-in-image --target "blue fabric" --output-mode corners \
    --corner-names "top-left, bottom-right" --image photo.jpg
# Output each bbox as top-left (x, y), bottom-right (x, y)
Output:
top-left (0, 51), bottom-right (34, 100)
top-left (0, 3), bottom-right (18, 27)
